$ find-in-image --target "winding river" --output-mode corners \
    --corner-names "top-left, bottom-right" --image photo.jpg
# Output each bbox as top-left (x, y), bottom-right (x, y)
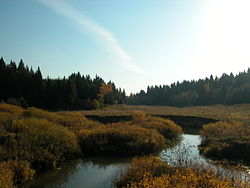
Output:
top-left (24, 130), bottom-right (250, 188)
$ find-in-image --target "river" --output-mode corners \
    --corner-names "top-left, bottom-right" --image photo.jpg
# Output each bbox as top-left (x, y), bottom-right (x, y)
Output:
top-left (24, 131), bottom-right (250, 188)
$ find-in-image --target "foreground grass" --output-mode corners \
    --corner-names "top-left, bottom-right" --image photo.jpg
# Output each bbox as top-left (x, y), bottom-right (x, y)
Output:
top-left (0, 103), bottom-right (182, 187)
top-left (115, 156), bottom-right (249, 188)
top-left (78, 104), bottom-right (250, 122)
top-left (200, 121), bottom-right (250, 163)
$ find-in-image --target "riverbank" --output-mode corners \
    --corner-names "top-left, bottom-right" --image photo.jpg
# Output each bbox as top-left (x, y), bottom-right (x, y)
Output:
top-left (0, 103), bottom-right (182, 187)
top-left (1, 103), bottom-right (250, 187)
top-left (200, 121), bottom-right (250, 164)
top-left (24, 133), bottom-right (250, 188)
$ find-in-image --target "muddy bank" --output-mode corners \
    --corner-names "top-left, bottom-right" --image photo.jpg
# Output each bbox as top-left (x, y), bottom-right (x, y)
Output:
top-left (86, 115), bottom-right (218, 128)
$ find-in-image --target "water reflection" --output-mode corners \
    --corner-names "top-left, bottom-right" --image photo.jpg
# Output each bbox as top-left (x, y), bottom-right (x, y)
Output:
top-left (24, 157), bottom-right (129, 188)
top-left (160, 134), bottom-right (250, 181)
top-left (160, 134), bottom-right (207, 165)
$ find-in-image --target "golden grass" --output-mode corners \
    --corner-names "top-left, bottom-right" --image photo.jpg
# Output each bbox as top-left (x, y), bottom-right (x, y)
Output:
top-left (115, 156), bottom-right (249, 188)
top-left (0, 102), bottom-right (24, 117)
top-left (77, 122), bottom-right (166, 156)
top-left (0, 162), bottom-right (15, 188)
top-left (0, 160), bottom-right (35, 187)
top-left (1, 118), bottom-right (80, 169)
top-left (127, 169), bottom-right (242, 188)
top-left (200, 121), bottom-right (250, 161)
top-left (130, 111), bottom-right (182, 141)
top-left (77, 104), bottom-right (250, 122)
top-left (57, 111), bottom-right (103, 132)
top-left (22, 107), bottom-right (62, 122)
top-left (21, 108), bottom-right (103, 132)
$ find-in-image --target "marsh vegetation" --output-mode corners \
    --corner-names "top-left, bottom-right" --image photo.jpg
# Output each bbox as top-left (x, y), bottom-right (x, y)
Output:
top-left (200, 121), bottom-right (250, 163)
top-left (1, 103), bottom-right (250, 187)
top-left (0, 103), bottom-right (183, 187)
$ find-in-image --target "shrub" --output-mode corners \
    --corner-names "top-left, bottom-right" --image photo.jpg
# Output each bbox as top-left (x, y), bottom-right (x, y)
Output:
top-left (22, 107), bottom-right (61, 123)
top-left (127, 169), bottom-right (240, 188)
top-left (0, 160), bottom-right (35, 187)
top-left (77, 122), bottom-right (166, 156)
top-left (131, 111), bottom-right (182, 141)
top-left (0, 111), bottom-right (16, 122)
top-left (0, 162), bottom-right (15, 188)
top-left (132, 111), bottom-right (147, 121)
top-left (22, 108), bottom-right (103, 132)
top-left (115, 156), bottom-right (248, 188)
top-left (58, 112), bottom-right (103, 132)
top-left (200, 121), bottom-right (250, 161)
top-left (81, 98), bottom-right (100, 109)
top-left (0, 103), bottom-right (24, 115)
top-left (115, 156), bottom-right (172, 187)
top-left (0, 118), bottom-right (80, 170)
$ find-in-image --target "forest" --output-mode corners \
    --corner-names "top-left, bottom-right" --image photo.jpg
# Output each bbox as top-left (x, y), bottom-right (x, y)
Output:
top-left (0, 57), bottom-right (126, 109)
top-left (2, 57), bottom-right (250, 109)
top-left (128, 69), bottom-right (250, 106)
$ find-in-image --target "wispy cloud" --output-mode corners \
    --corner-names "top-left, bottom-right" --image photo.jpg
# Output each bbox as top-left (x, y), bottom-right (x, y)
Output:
top-left (38, 0), bottom-right (151, 75)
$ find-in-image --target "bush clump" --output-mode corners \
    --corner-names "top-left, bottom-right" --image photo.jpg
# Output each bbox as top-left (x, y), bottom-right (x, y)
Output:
top-left (115, 156), bottom-right (248, 188)
top-left (131, 111), bottom-right (182, 142)
top-left (22, 107), bottom-right (62, 123)
top-left (0, 118), bottom-right (80, 170)
top-left (115, 156), bottom-right (172, 187)
top-left (0, 162), bottom-right (15, 188)
top-left (200, 121), bottom-right (250, 162)
top-left (0, 102), bottom-right (24, 116)
top-left (0, 102), bottom-right (26, 122)
top-left (58, 111), bottom-right (103, 132)
top-left (0, 160), bottom-right (35, 187)
top-left (77, 122), bottom-right (166, 156)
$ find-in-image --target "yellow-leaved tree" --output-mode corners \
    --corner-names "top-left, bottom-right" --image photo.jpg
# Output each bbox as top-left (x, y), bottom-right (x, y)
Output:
top-left (98, 83), bottom-right (113, 105)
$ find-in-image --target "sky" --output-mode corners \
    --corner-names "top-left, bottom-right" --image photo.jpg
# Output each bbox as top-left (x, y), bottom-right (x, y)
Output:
top-left (1, 0), bottom-right (250, 94)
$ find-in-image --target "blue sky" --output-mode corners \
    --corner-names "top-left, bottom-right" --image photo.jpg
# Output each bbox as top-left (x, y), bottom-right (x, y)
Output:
top-left (1, 0), bottom-right (250, 94)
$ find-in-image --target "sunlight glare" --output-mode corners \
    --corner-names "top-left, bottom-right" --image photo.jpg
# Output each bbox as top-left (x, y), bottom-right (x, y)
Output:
top-left (192, 0), bottom-right (250, 77)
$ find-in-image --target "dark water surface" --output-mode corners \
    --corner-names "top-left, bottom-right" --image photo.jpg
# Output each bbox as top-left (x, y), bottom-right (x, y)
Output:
top-left (25, 132), bottom-right (250, 188)
top-left (24, 158), bottom-right (129, 188)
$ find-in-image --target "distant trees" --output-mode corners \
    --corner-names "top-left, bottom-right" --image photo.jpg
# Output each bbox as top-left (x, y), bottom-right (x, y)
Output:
top-left (0, 57), bottom-right (126, 109)
top-left (128, 68), bottom-right (250, 106)
top-left (3, 57), bottom-right (250, 108)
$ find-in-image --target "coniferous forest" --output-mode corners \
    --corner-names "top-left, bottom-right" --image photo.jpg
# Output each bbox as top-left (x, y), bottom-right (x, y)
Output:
top-left (2, 57), bottom-right (250, 108)
top-left (128, 69), bottom-right (250, 106)
top-left (0, 57), bottom-right (126, 109)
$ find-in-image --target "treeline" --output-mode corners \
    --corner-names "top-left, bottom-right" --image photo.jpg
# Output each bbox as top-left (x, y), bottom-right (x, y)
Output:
top-left (128, 69), bottom-right (250, 106)
top-left (0, 57), bottom-right (126, 109)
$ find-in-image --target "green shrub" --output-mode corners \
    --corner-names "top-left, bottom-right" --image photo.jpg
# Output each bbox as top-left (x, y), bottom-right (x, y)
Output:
top-left (77, 122), bottom-right (166, 156)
